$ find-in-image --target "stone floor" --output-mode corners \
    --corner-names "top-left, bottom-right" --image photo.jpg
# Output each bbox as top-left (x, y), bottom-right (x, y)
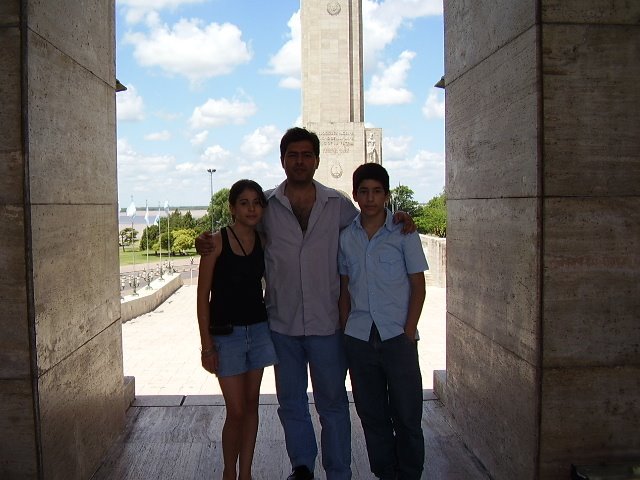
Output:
top-left (92, 285), bottom-right (490, 479)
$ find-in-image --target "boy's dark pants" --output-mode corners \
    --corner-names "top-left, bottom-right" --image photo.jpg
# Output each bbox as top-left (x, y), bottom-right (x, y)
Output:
top-left (345, 325), bottom-right (424, 480)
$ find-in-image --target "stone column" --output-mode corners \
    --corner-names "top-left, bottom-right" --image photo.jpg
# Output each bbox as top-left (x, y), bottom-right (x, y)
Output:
top-left (301, 0), bottom-right (374, 192)
top-left (0, 1), bottom-right (124, 478)
top-left (440, 1), bottom-right (640, 479)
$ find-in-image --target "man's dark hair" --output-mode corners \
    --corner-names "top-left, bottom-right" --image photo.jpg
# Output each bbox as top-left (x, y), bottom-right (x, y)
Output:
top-left (229, 179), bottom-right (267, 207)
top-left (280, 127), bottom-right (320, 158)
top-left (352, 162), bottom-right (390, 194)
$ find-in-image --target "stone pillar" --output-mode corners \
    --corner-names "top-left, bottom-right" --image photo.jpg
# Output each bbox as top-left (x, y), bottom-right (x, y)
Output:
top-left (441, 1), bottom-right (640, 479)
top-left (0, 1), bottom-right (124, 478)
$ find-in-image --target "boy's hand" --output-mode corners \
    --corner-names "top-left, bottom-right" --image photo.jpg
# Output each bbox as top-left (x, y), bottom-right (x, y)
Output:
top-left (392, 211), bottom-right (417, 234)
top-left (404, 327), bottom-right (418, 342)
top-left (195, 231), bottom-right (215, 256)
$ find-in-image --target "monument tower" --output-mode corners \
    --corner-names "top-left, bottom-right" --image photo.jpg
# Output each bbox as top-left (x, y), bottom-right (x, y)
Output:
top-left (301, 0), bottom-right (382, 195)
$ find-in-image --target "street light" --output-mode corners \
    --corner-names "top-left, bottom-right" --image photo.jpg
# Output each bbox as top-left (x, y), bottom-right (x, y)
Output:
top-left (207, 168), bottom-right (217, 233)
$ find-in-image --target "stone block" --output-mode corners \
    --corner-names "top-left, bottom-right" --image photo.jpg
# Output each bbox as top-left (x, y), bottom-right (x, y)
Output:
top-left (26, 0), bottom-right (115, 83)
top-left (123, 375), bottom-right (135, 411)
top-left (0, 27), bottom-right (23, 205)
top-left (38, 321), bottom-right (125, 480)
top-left (539, 365), bottom-right (640, 479)
top-left (542, 1), bottom-right (640, 24)
top-left (445, 27), bottom-right (539, 199)
top-left (0, 0), bottom-right (20, 25)
top-left (0, 205), bottom-right (31, 379)
top-left (27, 31), bottom-right (117, 205)
top-left (543, 24), bottom-right (640, 197)
top-left (543, 197), bottom-right (640, 367)
top-left (447, 198), bottom-right (540, 365)
top-left (444, 0), bottom-right (536, 82)
top-left (0, 379), bottom-right (38, 479)
top-left (31, 204), bottom-right (120, 373)
top-left (445, 314), bottom-right (539, 480)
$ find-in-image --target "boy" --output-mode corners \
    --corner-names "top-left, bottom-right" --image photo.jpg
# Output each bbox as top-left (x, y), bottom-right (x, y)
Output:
top-left (338, 163), bottom-right (428, 480)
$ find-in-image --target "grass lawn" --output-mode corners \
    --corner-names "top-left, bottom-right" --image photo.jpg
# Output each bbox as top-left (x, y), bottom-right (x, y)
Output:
top-left (119, 247), bottom-right (198, 267)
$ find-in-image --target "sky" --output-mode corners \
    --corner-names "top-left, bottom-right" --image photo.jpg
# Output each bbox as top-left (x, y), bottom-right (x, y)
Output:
top-left (115, 0), bottom-right (445, 210)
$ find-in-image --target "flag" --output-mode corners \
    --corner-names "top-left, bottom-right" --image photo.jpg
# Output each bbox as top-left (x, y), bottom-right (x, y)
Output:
top-left (154, 214), bottom-right (160, 225)
top-left (164, 200), bottom-right (169, 213)
top-left (126, 200), bottom-right (136, 218)
top-left (144, 205), bottom-right (150, 225)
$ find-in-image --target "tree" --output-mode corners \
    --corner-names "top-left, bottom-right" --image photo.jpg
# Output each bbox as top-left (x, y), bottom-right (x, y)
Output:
top-left (182, 211), bottom-right (196, 230)
top-left (172, 229), bottom-right (197, 254)
top-left (199, 188), bottom-right (232, 232)
top-left (416, 191), bottom-right (446, 237)
top-left (389, 185), bottom-right (421, 217)
top-left (119, 227), bottom-right (138, 251)
top-left (139, 224), bottom-right (159, 251)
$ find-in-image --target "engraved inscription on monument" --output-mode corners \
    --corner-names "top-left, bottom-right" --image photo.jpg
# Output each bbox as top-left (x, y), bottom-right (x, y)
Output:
top-left (319, 130), bottom-right (354, 155)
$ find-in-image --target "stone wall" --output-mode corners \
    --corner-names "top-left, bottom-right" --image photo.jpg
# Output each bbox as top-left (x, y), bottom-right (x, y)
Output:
top-left (441, 1), bottom-right (640, 479)
top-left (0, 1), bottom-right (124, 478)
top-left (120, 274), bottom-right (183, 324)
top-left (421, 235), bottom-right (446, 288)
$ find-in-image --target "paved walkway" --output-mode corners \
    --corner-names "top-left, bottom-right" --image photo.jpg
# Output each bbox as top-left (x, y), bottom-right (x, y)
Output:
top-left (122, 284), bottom-right (446, 396)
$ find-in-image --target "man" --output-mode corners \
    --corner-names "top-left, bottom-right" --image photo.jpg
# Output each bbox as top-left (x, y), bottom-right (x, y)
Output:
top-left (197, 127), bottom-right (414, 480)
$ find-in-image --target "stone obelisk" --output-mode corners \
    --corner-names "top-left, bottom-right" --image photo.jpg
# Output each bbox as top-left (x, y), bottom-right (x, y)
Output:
top-left (301, 0), bottom-right (382, 195)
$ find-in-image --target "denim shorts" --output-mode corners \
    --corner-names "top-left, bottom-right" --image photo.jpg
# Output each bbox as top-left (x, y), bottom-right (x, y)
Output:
top-left (212, 321), bottom-right (278, 377)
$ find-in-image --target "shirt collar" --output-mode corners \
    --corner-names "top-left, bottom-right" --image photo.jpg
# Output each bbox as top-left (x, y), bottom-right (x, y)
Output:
top-left (268, 179), bottom-right (339, 203)
top-left (353, 208), bottom-right (395, 232)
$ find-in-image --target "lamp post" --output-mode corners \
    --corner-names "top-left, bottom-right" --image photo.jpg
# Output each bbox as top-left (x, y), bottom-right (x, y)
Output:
top-left (207, 168), bottom-right (217, 233)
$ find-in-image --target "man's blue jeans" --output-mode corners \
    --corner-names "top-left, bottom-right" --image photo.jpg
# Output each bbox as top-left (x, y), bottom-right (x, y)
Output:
top-left (272, 330), bottom-right (352, 480)
top-left (345, 326), bottom-right (424, 480)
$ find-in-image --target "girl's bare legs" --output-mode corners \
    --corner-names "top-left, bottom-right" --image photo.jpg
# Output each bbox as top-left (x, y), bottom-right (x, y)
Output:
top-left (218, 368), bottom-right (265, 480)
top-left (238, 369), bottom-right (263, 480)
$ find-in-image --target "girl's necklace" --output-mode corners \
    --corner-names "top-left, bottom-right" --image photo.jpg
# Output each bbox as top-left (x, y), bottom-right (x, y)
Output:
top-left (227, 226), bottom-right (248, 256)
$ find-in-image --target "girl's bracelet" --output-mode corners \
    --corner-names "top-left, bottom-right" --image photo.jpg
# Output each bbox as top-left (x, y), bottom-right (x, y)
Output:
top-left (201, 346), bottom-right (216, 356)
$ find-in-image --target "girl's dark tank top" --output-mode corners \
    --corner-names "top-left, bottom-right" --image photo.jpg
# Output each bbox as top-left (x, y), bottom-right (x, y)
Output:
top-left (210, 227), bottom-right (267, 326)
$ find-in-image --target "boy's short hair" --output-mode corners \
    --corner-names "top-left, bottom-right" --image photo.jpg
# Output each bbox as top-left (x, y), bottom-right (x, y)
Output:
top-left (352, 162), bottom-right (390, 194)
top-left (280, 127), bottom-right (320, 158)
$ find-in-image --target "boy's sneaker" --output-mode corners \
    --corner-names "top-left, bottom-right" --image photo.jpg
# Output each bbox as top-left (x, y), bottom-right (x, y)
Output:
top-left (286, 465), bottom-right (314, 480)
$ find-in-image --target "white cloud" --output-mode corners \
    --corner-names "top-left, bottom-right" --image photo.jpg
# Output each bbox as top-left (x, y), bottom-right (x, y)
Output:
top-left (240, 126), bottom-right (282, 158)
top-left (144, 130), bottom-right (172, 141)
top-left (118, 0), bottom-right (206, 25)
top-left (383, 135), bottom-right (413, 160)
top-left (190, 130), bottom-right (209, 146)
top-left (200, 145), bottom-right (233, 165)
top-left (123, 18), bottom-right (252, 85)
top-left (264, 11), bottom-right (301, 89)
top-left (189, 97), bottom-right (258, 129)
top-left (116, 84), bottom-right (145, 121)
top-left (117, 138), bottom-right (176, 198)
top-left (422, 89), bottom-right (445, 119)
top-left (384, 148), bottom-right (445, 201)
top-left (365, 50), bottom-right (416, 105)
top-left (363, 0), bottom-right (442, 70)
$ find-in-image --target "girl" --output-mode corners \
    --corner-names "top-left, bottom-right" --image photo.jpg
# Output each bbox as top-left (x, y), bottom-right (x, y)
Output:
top-left (197, 179), bottom-right (277, 480)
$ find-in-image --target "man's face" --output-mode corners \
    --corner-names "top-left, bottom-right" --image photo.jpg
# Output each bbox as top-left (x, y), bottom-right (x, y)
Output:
top-left (281, 140), bottom-right (319, 184)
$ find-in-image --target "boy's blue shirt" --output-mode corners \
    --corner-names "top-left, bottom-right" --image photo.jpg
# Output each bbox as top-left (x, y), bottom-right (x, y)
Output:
top-left (338, 209), bottom-right (428, 341)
